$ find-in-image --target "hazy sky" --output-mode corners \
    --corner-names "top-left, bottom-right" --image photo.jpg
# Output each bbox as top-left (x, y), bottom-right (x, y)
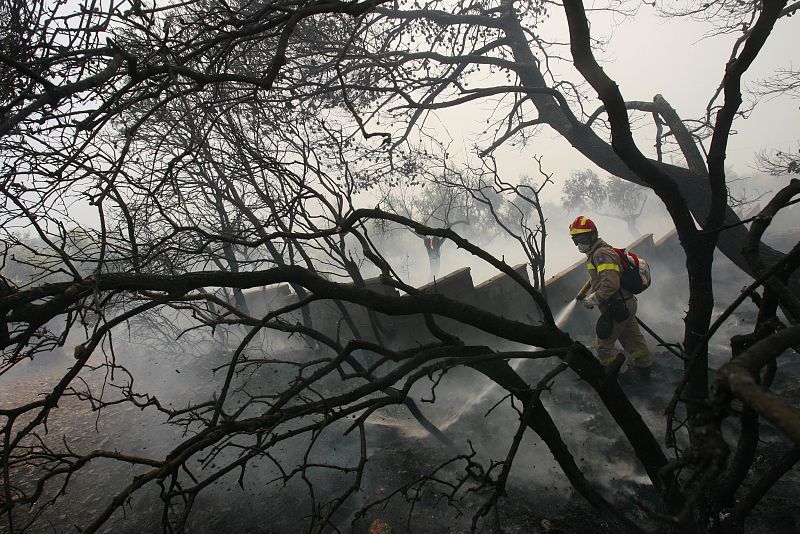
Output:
top-left (429, 4), bottom-right (799, 200)
top-left (59, 3), bottom-right (800, 241)
top-left (373, 4), bottom-right (799, 283)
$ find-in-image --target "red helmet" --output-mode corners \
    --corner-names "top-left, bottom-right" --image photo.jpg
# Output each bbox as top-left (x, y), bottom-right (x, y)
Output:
top-left (569, 215), bottom-right (597, 235)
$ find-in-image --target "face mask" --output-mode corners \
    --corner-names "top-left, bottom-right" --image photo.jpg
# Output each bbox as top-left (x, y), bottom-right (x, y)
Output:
top-left (577, 241), bottom-right (593, 253)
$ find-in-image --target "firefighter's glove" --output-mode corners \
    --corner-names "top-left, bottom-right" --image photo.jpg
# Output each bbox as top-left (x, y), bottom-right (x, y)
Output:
top-left (581, 292), bottom-right (599, 309)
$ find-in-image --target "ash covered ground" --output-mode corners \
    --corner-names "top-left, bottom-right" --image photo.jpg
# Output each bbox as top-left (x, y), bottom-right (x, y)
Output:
top-left (3, 340), bottom-right (799, 534)
top-left (3, 238), bottom-right (800, 534)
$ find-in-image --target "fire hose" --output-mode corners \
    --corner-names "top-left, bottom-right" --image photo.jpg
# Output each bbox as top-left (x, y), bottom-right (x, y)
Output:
top-left (635, 317), bottom-right (683, 360)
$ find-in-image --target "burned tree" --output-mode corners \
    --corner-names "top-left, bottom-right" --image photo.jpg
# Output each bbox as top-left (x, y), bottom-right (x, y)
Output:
top-left (562, 169), bottom-right (649, 237)
top-left (376, 157), bottom-right (473, 280)
top-left (379, 186), bottom-right (467, 280)
top-left (0, 0), bottom-right (799, 533)
top-left (755, 67), bottom-right (800, 177)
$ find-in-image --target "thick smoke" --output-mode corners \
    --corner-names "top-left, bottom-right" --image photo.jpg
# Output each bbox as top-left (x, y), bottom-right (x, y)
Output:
top-left (5, 184), bottom-right (798, 533)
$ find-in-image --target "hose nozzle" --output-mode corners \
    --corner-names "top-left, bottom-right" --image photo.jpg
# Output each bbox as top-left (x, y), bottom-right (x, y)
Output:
top-left (575, 279), bottom-right (592, 301)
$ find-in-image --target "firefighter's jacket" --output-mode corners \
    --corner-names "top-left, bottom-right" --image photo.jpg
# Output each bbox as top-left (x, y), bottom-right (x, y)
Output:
top-left (585, 238), bottom-right (633, 307)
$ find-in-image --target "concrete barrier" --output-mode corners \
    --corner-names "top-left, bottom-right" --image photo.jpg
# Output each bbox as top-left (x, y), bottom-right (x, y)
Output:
top-left (474, 264), bottom-right (537, 322)
top-left (242, 226), bottom-right (689, 350)
top-left (418, 267), bottom-right (477, 306)
top-left (243, 284), bottom-right (295, 317)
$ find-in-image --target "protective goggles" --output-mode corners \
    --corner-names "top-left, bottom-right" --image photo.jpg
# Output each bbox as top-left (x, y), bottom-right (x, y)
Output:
top-left (571, 233), bottom-right (594, 246)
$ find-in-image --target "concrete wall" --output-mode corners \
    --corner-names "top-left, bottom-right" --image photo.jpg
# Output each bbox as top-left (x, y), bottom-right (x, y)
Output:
top-left (244, 284), bottom-right (296, 318)
top-left (474, 264), bottom-right (538, 322)
top-left (243, 226), bottom-right (683, 351)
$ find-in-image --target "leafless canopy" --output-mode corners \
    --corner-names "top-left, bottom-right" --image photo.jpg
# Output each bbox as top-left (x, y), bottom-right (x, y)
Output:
top-left (1, 0), bottom-right (799, 532)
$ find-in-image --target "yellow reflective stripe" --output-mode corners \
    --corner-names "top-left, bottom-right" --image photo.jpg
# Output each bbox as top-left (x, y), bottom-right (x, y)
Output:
top-left (570, 228), bottom-right (592, 235)
top-left (596, 263), bottom-right (620, 273)
top-left (630, 349), bottom-right (650, 359)
top-left (586, 263), bottom-right (596, 270)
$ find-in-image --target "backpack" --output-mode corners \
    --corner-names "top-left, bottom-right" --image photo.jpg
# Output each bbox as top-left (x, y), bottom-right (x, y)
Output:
top-left (612, 248), bottom-right (651, 294)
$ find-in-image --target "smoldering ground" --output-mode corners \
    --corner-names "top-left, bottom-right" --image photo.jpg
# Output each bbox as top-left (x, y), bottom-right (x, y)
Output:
top-left (4, 313), bottom-right (798, 533)
top-left (0, 338), bottom-right (628, 533)
top-left (4, 199), bottom-right (800, 534)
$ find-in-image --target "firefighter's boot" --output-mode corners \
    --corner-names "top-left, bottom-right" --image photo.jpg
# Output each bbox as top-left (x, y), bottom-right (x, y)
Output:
top-left (631, 351), bottom-right (652, 375)
top-left (601, 353), bottom-right (628, 383)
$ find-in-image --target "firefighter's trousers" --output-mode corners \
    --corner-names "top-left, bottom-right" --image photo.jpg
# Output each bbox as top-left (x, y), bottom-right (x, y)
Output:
top-left (595, 297), bottom-right (650, 365)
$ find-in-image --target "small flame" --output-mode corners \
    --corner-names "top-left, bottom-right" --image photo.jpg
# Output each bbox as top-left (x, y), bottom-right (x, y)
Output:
top-left (369, 519), bottom-right (392, 534)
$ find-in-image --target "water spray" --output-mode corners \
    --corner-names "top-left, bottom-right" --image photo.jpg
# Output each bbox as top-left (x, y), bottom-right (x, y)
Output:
top-left (554, 300), bottom-right (578, 328)
top-left (554, 279), bottom-right (592, 328)
top-left (446, 278), bottom-right (592, 429)
top-left (445, 281), bottom-right (599, 429)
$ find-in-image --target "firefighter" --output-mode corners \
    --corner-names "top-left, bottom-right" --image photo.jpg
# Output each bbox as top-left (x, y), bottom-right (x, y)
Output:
top-left (569, 215), bottom-right (652, 373)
